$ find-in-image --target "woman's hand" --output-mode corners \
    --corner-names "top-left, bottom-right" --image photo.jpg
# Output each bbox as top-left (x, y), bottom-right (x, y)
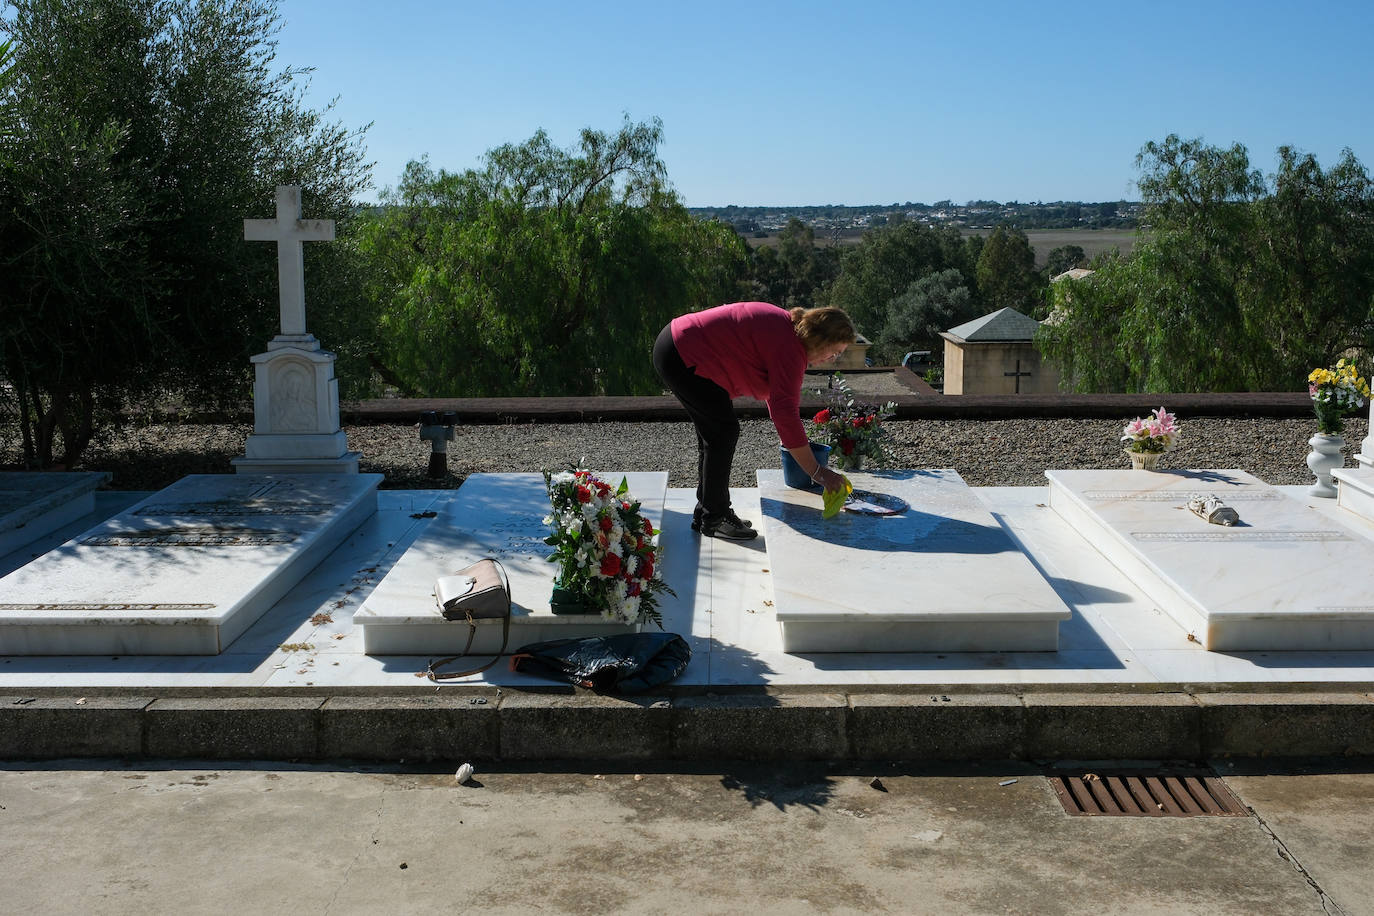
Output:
top-left (813, 466), bottom-right (846, 493)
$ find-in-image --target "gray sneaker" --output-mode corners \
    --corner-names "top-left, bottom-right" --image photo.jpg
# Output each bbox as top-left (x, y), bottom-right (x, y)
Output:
top-left (693, 507), bottom-right (752, 533)
top-left (701, 514), bottom-right (758, 540)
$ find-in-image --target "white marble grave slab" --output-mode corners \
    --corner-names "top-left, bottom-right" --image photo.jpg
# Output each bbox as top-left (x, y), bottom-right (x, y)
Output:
top-left (0, 472), bottom-right (111, 559)
top-left (1046, 468), bottom-right (1374, 650)
top-left (355, 472), bottom-right (667, 655)
top-left (0, 474), bottom-right (381, 655)
top-left (758, 469), bottom-right (1070, 652)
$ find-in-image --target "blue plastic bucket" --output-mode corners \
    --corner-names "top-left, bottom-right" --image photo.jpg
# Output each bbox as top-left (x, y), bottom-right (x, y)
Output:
top-left (780, 441), bottom-right (832, 491)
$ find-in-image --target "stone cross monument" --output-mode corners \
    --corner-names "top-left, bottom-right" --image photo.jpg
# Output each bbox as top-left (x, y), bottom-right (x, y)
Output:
top-left (232, 185), bottom-right (360, 474)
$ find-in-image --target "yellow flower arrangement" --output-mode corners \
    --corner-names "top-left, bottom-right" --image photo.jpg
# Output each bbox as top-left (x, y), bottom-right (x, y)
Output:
top-left (1308, 359), bottom-right (1371, 435)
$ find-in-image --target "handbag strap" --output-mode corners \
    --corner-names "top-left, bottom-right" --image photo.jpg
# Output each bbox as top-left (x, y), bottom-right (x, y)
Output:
top-left (427, 558), bottom-right (512, 681)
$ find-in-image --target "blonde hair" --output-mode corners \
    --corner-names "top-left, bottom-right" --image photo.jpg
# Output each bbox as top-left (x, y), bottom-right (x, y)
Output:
top-left (790, 306), bottom-right (856, 350)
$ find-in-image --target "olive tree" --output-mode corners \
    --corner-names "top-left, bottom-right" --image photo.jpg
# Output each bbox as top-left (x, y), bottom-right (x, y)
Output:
top-left (0, 0), bottom-right (370, 467)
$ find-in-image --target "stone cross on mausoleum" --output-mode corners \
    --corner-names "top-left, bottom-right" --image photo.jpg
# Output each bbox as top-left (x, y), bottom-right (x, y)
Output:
top-left (232, 185), bottom-right (360, 474)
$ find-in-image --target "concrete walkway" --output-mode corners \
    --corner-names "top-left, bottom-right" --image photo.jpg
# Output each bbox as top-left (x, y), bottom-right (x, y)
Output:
top-left (1, 759), bottom-right (1369, 915)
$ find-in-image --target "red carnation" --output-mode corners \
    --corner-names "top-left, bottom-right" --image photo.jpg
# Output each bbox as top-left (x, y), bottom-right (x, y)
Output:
top-left (813, 408), bottom-right (831, 424)
top-left (627, 581), bottom-right (642, 597)
top-left (575, 485), bottom-right (592, 503)
top-left (643, 518), bottom-right (654, 534)
top-left (840, 438), bottom-right (856, 455)
top-left (599, 554), bottom-right (622, 577)
top-left (640, 559), bottom-right (654, 581)
top-left (598, 515), bottom-right (613, 532)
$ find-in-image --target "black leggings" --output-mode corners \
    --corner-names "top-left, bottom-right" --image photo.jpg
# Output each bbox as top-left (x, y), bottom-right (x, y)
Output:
top-left (652, 324), bottom-right (740, 522)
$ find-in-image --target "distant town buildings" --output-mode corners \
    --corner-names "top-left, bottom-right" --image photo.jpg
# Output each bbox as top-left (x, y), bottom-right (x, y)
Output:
top-left (688, 201), bottom-right (1141, 236)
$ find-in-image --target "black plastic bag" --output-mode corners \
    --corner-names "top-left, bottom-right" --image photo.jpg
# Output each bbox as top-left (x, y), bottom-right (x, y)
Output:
top-left (509, 632), bottom-right (691, 694)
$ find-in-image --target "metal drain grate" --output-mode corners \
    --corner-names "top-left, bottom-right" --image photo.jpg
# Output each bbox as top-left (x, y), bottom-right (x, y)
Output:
top-left (1051, 771), bottom-right (1248, 817)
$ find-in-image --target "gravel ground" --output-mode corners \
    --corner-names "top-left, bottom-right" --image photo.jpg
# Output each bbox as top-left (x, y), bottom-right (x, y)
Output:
top-left (20, 413), bottom-right (1366, 492)
top-left (3, 375), bottom-right (1361, 491)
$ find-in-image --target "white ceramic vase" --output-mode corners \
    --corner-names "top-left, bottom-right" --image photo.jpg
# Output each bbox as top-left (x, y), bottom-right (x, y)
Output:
top-left (1307, 432), bottom-right (1345, 498)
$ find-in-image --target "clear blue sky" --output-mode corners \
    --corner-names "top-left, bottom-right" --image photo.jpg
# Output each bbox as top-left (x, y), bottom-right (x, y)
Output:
top-left (272, 0), bottom-right (1374, 207)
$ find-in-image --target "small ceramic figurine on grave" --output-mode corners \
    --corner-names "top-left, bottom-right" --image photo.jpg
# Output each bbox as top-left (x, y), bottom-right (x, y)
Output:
top-left (1187, 492), bottom-right (1241, 527)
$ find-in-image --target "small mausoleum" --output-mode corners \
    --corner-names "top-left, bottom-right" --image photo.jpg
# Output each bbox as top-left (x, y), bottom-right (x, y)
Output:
top-left (939, 307), bottom-right (1060, 395)
top-left (832, 333), bottom-right (872, 371)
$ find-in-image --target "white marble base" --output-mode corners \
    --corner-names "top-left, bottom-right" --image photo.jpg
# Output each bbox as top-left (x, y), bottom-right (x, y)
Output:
top-left (231, 449), bottom-right (362, 475)
top-left (0, 474), bottom-right (381, 655)
top-left (1334, 466), bottom-right (1374, 525)
top-left (1047, 468), bottom-right (1374, 650)
top-left (758, 469), bottom-right (1070, 652)
top-left (235, 341), bottom-right (359, 474)
top-left (0, 472), bottom-right (110, 558)
top-left (355, 472), bottom-right (667, 655)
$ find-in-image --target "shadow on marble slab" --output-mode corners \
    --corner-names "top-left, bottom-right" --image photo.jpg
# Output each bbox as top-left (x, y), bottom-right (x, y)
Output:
top-left (223, 510), bottom-right (440, 655)
top-left (0, 492), bottom-right (148, 577)
top-left (760, 496), bottom-right (1017, 554)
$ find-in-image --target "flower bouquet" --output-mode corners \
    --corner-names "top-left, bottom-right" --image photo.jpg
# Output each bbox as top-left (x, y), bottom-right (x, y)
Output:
top-left (809, 374), bottom-right (897, 471)
top-left (1308, 359), bottom-right (1370, 436)
top-left (1121, 407), bottom-right (1180, 470)
top-left (542, 468), bottom-right (671, 627)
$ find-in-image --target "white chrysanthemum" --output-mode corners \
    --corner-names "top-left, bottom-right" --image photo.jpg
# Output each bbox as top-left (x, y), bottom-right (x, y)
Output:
top-left (551, 471), bottom-right (575, 485)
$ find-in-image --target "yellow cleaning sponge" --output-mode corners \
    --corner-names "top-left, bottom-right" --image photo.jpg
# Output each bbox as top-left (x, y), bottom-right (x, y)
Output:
top-left (821, 474), bottom-right (853, 519)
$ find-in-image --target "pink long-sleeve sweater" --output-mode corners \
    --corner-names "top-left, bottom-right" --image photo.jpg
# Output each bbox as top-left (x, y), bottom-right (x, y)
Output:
top-left (669, 302), bottom-right (809, 448)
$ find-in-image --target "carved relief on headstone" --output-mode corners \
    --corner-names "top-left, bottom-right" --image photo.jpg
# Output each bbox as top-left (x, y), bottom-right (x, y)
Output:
top-left (268, 358), bottom-right (319, 433)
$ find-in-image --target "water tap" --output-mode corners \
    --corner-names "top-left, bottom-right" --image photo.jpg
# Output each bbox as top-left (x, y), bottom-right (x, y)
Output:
top-left (419, 410), bottom-right (457, 479)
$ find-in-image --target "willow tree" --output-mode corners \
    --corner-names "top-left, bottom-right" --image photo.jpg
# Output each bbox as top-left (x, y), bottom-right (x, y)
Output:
top-left (0, 0), bottom-right (369, 467)
top-left (357, 118), bottom-right (748, 397)
top-left (1039, 135), bottom-right (1374, 392)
